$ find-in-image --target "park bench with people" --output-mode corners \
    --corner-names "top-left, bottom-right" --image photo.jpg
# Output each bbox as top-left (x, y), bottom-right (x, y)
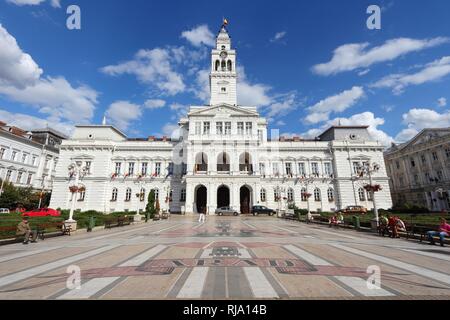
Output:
top-left (0, 221), bottom-right (70, 245)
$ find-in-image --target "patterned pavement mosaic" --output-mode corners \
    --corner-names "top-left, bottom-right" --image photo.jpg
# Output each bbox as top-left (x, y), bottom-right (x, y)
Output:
top-left (0, 216), bottom-right (449, 299)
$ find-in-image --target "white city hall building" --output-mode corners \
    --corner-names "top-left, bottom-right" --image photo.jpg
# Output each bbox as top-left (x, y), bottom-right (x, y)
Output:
top-left (50, 25), bottom-right (393, 215)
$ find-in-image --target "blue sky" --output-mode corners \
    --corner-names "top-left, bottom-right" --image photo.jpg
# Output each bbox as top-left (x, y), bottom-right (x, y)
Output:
top-left (0, 0), bottom-right (449, 145)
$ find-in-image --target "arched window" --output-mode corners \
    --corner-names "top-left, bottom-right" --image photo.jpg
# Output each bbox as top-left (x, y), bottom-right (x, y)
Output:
top-left (358, 188), bottom-right (366, 201)
top-left (140, 188), bottom-right (145, 201)
top-left (125, 188), bottom-right (132, 202)
top-left (217, 152), bottom-right (230, 172)
top-left (301, 188), bottom-right (307, 202)
top-left (195, 153), bottom-right (208, 172)
top-left (111, 188), bottom-right (118, 202)
top-left (239, 152), bottom-right (253, 173)
top-left (287, 188), bottom-right (294, 202)
top-left (227, 60), bottom-right (232, 71)
top-left (215, 60), bottom-right (220, 71)
top-left (260, 188), bottom-right (266, 202)
top-left (328, 188), bottom-right (334, 202)
top-left (274, 188), bottom-right (281, 202)
top-left (314, 188), bottom-right (321, 202)
top-left (221, 60), bottom-right (226, 71)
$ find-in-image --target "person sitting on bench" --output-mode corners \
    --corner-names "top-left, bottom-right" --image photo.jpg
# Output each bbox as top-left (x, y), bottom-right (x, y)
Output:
top-left (329, 213), bottom-right (344, 228)
top-left (16, 217), bottom-right (38, 245)
top-left (427, 218), bottom-right (450, 247)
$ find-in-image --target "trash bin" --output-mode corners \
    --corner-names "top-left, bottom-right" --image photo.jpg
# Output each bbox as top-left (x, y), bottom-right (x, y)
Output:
top-left (87, 216), bottom-right (96, 232)
top-left (352, 216), bottom-right (360, 230)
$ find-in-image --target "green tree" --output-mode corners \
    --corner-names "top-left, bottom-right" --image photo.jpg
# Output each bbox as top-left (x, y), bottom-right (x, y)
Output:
top-left (0, 180), bottom-right (49, 210)
top-left (145, 189), bottom-right (156, 219)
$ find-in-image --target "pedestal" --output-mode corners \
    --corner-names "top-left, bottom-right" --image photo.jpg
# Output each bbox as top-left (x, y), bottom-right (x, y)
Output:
top-left (133, 214), bottom-right (143, 223)
top-left (64, 220), bottom-right (77, 232)
top-left (370, 219), bottom-right (379, 232)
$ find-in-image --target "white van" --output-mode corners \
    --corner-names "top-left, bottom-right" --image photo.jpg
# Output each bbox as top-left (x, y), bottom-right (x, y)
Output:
top-left (0, 208), bottom-right (10, 214)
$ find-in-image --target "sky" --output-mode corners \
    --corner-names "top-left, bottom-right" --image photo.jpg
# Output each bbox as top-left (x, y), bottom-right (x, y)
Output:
top-left (0, 0), bottom-right (449, 146)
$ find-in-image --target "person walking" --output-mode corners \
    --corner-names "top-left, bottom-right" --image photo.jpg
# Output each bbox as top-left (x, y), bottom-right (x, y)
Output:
top-left (198, 207), bottom-right (206, 223)
top-left (16, 218), bottom-right (38, 245)
top-left (427, 218), bottom-right (450, 247)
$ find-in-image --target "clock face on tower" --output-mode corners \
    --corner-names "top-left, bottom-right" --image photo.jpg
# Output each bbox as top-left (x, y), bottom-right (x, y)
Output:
top-left (220, 51), bottom-right (228, 59)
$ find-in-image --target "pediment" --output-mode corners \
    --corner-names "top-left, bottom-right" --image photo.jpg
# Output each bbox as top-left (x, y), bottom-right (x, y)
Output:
top-left (189, 104), bottom-right (259, 117)
top-left (71, 154), bottom-right (95, 161)
top-left (400, 128), bottom-right (450, 151)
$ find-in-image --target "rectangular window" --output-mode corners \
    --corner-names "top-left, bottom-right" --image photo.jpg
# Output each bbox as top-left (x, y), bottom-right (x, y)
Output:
top-left (437, 170), bottom-right (444, 181)
top-left (22, 153), bottom-right (28, 163)
top-left (5, 170), bottom-right (12, 182)
top-left (32, 156), bottom-right (38, 166)
top-left (141, 163), bottom-right (148, 175)
top-left (128, 162), bottom-right (135, 175)
top-left (259, 163), bottom-right (266, 176)
top-left (311, 162), bottom-right (319, 175)
top-left (285, 163), bottom-right (292, 176)
top-left (11, 151), bottom-right (17, 161)
top-left (115, 162), bottom-right (122, 175)
top-left (195, 122), bottom-right (201, 135)
top-left (216, 122), bottom-right (223, 135)
top-left (258, 130), bottom-right (263, 143)
top-left (324, 163), bottom-right (333, 176)
top-left (421, 155), bottom-right (426, 164)
top-left (237, 122), bottom-right (244, 135)
top-left (353, 162), bottom-right (361, 174)
top-left (16, 172), bottom-right (23, 184)
top-left (432, 152), bottom-right (438, 161)
top-left (85, 161), bottom-right (91, 174)
top-left (203, 122), bottom-right (210, 135)
top-left (414, 174), bottom-right (419, 185)
top-left (273, 163), bottom-right (280, 176)
top-left (410, 159), bottom-right (416, 167)
top-left (182, 163), bottom-right (187, 175)
top-left (298, 163), bottom-right (306, 176)
top-left (0, 148), bottom-right (5, 159)
top-left (155, 163), bottom-right (161, 176)
top-left (245, 122), bottom-right (252, 135)
top-left (26, 173), bottom-right (33, 185)
top-left (168, 162), bottom-right (174, 175)
top-left (180, 189), bottom-right (186, 202)
top-left (225, 122), bottom-right (231, 135)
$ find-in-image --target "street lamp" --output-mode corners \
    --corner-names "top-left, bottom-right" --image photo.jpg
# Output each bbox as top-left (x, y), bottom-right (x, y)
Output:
top-left (134, 180), bottom-right (145, 222)
top-left (356, 162), bottom-right (381, 231)
top-left (275, 186), bottom-right (286, 217)
top-left (67, 162), bottom-right (88, 230)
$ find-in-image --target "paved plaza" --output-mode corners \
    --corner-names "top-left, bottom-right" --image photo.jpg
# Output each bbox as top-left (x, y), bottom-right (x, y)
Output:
top-left (0, 216), bottom-right (449, 300)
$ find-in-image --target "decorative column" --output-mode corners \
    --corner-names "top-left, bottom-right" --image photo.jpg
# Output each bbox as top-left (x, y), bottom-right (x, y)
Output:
top-left (67, 162), bottom-right (88, 231)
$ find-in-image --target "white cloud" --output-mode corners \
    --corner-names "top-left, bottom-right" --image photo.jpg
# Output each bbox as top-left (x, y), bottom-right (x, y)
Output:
top-left (0, 108), bottom-right (74, 135)
top-left (265, 92), bottom-right (298, 121)
top-left (438, 97), bottom-right (447, 107)
top-left (237, 66), bottom-right (272, 107)
top-left (303, 112), bottom-right (393, 146)
top-left (304, 86), bottom-right (365, 124)
top-left (312, 37), bottom-right (449, 76)
top-left (7, 0), bottom-right (61, 7)
top-left (101, 48), bottom-right (187, 96)
top-left (106, 101), bottom-right (142, 132)
top-left (0, 24), bottom-right (43, 89)
top-left (181, 25), bottom-right (215, 47)
top-left (144, 99), bottom-right (166, 110)
top-left (162, 122), bottom-right (182, 140)
top-left (372, 56), bottom-right (450, 94)
top-left (395, 108), bottom-right (450, 142)
top-left (270, 31), bottom-right (287, 43)
top-left (0, 76), bottom-right (98, 123)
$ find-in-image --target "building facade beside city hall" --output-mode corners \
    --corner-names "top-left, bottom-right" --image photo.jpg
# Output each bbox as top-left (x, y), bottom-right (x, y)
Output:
top-left (49, 26), bottom-right (393, 215)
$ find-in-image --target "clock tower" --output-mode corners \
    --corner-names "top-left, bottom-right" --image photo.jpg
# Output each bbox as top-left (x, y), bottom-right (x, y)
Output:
top-left (210, 23), bottom-right (237, 106)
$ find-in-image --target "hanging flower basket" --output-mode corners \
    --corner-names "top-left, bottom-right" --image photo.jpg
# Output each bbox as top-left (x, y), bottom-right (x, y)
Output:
top-left (301, 192), bottom-right (312, 199)
top-left (364, 184), bottom-right (382, 192)
top-left (69, 186), bottom-right (79, 193)
top-left (78, 186), bottom-right (86, 193)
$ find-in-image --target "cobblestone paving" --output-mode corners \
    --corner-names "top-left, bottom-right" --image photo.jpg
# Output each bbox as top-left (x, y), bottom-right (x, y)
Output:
top-left (0, 216), bottom-right (449, 300)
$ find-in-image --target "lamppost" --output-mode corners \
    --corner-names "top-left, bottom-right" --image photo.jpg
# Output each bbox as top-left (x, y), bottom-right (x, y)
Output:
top-left (275, 186), bottom-right (286, 217)
top-left (301, 175), bottom-right (315, 221)
top-left (134, 180), bottom-right (145, 222)
top-left (356, 162), bottom-right (381, 231)
top-left (67, 162), bottom-right (88, 230)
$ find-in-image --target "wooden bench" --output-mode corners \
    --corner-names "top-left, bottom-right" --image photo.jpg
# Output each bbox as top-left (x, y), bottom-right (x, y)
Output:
top-left (37, 222), bottom-right (71, 240)
top-left (105, 216), bottom-right (132, 229)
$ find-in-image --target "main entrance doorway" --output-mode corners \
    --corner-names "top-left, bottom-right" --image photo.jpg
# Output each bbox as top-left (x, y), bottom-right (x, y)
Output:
top-left (195, 185), bottom-right (207, 214)
top-left (240, 186), bottom-right (251, 214)
top-left (217, 185), bottom-right (230, 208)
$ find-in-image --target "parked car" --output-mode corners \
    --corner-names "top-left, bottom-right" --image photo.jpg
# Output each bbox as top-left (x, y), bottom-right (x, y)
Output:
top-left (215, 207), bottom-right (239, 216)
top-left (0, 208), bottom-right (10, 214)
top-left (251, 205), bottom-right (276, 216)
top-left (22, 208), bottom-right (61, 217)
top-left (338, 206), bottom-right (367, 215)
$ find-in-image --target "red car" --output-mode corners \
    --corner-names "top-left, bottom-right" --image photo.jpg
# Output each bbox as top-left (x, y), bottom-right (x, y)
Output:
top-left (23, 208), bottom-right (61, 217)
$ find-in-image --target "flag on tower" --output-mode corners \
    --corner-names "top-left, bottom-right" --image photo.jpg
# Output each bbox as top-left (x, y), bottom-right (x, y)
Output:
top-left (223, 18), bottom-right (229, 26)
